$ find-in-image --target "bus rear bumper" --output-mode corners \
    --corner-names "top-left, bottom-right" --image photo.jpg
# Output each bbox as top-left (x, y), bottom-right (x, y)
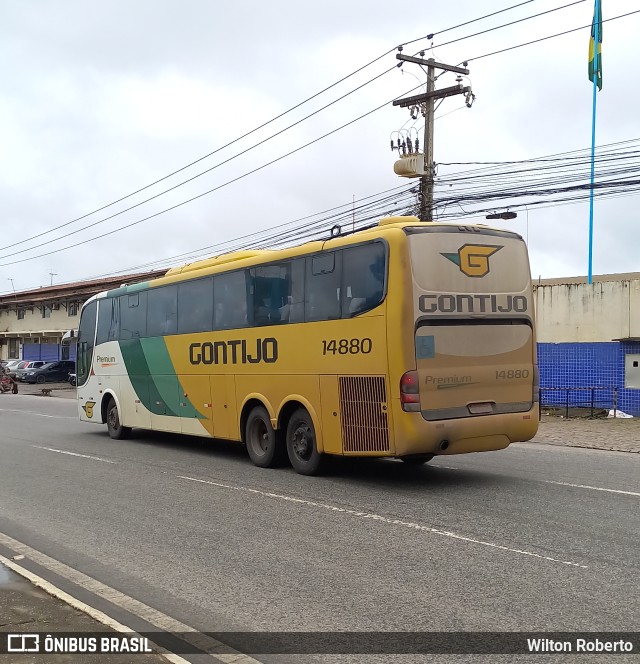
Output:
top-left (391, 399), bottom-right (539, 456)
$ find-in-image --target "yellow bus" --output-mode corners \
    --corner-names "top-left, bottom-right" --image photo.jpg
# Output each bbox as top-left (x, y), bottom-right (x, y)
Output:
top-left (76, 216), bottom-right (538, 475)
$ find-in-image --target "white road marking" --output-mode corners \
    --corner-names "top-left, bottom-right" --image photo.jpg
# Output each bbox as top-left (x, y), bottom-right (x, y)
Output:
top-left (177, 475), bottom-right (587, 569)
top-left (433, 463), bottom-right (640, 497)
top-left (0, 552), bottom-right (190, 664)
top-left (0, 532), bottom-right (262, 664)
top-left (32, 445), bottom-right (117, 464)
top-left (0, 408), bottom-right (76, 419)
top-left (540, 479), bottom-right (640, 497)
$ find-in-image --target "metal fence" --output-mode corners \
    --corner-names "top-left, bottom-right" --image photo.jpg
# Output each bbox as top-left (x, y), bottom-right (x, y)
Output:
top-left (539, 386), bottom-right (619, 419)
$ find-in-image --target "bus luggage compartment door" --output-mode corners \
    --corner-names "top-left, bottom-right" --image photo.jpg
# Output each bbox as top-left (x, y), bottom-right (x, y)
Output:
top-left (415, 322), bottom-right (534, 421)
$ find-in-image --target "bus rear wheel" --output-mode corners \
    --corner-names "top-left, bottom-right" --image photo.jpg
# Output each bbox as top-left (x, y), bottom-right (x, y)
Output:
top-left (245, 406), bottom-right (285, 468)
top-left (106, 397), bottom-right (131, 440)
top-left (286, 408), bottom-right (322, 476)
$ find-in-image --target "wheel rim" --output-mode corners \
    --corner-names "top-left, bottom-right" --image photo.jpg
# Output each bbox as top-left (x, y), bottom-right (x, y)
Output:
top-left (249, 418), bottom-right (270, 457)
top-left (291, 421), bottom-right (313, 461)
top-left (108, 405), bottom-right (119, 430)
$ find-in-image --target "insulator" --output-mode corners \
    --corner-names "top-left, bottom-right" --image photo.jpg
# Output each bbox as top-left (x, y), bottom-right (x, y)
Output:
top-left (390, 140), bottom-right (395, 151)
top-left (407, 137), bottom-right (413, 153)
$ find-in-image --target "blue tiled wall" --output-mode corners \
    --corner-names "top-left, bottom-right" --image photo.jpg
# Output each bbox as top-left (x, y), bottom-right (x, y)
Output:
top-left (538, 341), bottom-right (640, 416)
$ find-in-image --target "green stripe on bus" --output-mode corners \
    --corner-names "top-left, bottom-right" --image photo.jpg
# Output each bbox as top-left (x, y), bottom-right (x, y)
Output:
top-left (119, 338), bottom-right (202, 419)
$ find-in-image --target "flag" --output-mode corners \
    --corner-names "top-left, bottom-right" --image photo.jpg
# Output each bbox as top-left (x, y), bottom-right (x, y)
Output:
top-left (588, 1), bottom-right (602, 90)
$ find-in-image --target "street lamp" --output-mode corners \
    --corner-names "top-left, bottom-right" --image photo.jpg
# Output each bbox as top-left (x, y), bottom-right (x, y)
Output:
top-left (485, 209), bottom-right (529, 245)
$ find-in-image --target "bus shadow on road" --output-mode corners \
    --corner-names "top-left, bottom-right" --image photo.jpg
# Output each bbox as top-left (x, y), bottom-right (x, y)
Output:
top-left (322, 456), bottom-right (502, 492)
top-left (97, 428), bottom-right (250, 461)
top-left (87, 428), bottom-right (502, 490)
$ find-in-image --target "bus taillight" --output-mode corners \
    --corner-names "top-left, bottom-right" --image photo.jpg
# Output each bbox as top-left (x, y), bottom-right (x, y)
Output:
top-left (400, 370), bottom-right (420, 412)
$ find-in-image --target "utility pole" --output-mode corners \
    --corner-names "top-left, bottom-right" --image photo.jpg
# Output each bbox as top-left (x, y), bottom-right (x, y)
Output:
top-left (421, 60), bottom-right (436, 221)
top-left (49, 272), bottom-right (57, 286)
top-left (392, 52), bottom-right (473, 221)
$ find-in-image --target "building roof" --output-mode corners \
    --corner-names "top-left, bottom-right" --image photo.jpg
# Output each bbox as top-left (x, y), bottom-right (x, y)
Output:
top-left (534, 272), bottom-right (640, 287)
top-left (0, 270), bottom-right (167, 308)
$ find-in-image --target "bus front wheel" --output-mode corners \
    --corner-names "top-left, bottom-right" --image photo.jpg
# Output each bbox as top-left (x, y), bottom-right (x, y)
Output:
top-left (286, 408), bottom-right (322, 476)
top-left (245, 406), bottom-right (285, 468)
top-left (106, 397), bottom-right (131, 440)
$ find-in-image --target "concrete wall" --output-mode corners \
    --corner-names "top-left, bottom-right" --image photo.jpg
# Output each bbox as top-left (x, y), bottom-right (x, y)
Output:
top-left (534, 279), bottom-right (640, 343)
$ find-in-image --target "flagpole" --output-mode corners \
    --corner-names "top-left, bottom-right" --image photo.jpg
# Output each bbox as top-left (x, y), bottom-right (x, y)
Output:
top-left (587, 0), bottom-right (601, 285)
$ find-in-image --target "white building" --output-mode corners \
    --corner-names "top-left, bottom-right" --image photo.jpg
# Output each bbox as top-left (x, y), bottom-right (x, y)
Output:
top-left (533, 273), bottom-right (640, 415)
top-left (0, 271), bottom-right (164, 361)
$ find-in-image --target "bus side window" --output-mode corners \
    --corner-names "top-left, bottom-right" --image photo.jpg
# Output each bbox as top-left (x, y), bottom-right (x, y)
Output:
top-left (342, 243), bottom-right (386, 317)
top-left (252, 260), bottom-right (305, 326)
top-left (283, 258), bottom-right (305, 324)
top-left (305, 252), bottom-right (342, 322)
top-left (147, 285), bottom-right (178, 337)
top-left (214, 271), bottom-right (249, 330)
top-left (108, 297), bottom-right (120, 341)
top-left (96, 298), bottom-right (113, 345)
top-left (252, 265), bottom-right (284, 326)
top-left (96, 297), bottom-right (119, 343)
top-left (120, 292), bottom-right (148, 339)
top-left (178, 277), bottom-right (213, 334)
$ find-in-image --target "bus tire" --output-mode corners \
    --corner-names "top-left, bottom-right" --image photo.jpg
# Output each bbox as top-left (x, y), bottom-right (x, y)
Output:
top-left (245, 406), bottom-right (285, 468)
top-left (106, 397), bottom-right (131, 440)
top-left (286, 408), bottom-right (322, 476)
top-left (400, 454), bottom-right (434, 465)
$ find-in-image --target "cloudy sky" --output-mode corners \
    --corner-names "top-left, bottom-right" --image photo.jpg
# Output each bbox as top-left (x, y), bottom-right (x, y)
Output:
top-left (1, 0), bottom-right (637, 294)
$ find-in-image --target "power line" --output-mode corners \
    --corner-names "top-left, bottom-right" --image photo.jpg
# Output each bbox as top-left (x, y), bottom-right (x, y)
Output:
top-left (0, 84), bottom-right (425, 268)
top-left (5, 6), bottom-right (639, 268)
top-left (433, 0), bottom-right (586, 51)
top-left (0, 65), bottom-right (398, 260)
top-left (2, 0), bottom-right (548, 254)
top-left (3, 3), bottom-right (594, 261)
top-left (0, 183), bottom-right (415, 294)
top-left (466, 9), bottom-right (640, 62)
top-left (8, 138), bottom-right (639, 291)
top-left (402, 0), bottom-right (537, 46)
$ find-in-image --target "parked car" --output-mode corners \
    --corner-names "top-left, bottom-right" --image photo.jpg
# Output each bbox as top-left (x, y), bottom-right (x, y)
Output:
top-left (2, 360), bottom-right (22, 373)
top-left (5, 360), bottom-right (28, 379)
top-left (23, 361), bottom-right (76, 384)
top-left (14, 361), bottom-right (47, 381)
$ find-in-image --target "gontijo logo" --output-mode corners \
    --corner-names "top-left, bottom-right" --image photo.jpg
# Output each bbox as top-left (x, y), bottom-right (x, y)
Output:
top-left (441, 244), bottom-right (502, 278)
top-left (81, 401), bottom-right (96, 418)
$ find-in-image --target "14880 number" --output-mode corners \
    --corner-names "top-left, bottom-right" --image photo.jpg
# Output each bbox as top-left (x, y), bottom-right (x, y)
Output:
top-left (322, 338), bottom-right (372, 355)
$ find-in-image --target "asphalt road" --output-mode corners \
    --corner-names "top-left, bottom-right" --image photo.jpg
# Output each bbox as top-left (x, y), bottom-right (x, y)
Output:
top-left (0, 394), bottom-right (638, 662)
